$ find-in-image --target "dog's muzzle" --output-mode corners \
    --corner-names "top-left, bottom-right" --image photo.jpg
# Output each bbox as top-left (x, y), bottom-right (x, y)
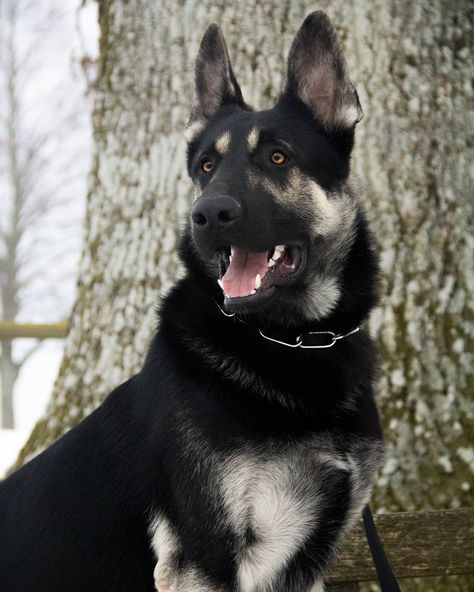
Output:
top-left (191, 195), bottom-right (242, 255)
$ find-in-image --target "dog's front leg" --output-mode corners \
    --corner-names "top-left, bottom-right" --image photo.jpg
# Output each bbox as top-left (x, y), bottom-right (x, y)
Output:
top-left (150, 514), bottom-right (180, 592)
top-left (150, 514), bottom-right (227, 592)
top-left (154, 562), bottom-right (226, 592)
top-left (278, 455), bottom-right (379, 592)
top-left (268, 466), bottom-right (365, 592)
top-left (153, 561), bottom-right (174, 592)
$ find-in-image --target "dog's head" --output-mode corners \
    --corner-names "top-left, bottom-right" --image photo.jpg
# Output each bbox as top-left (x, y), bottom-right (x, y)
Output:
top-left (181, 12), bottom-right (378, 328)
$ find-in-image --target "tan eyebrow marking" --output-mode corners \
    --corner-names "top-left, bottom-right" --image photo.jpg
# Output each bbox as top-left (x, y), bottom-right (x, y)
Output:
top-left (215, 131), bottom-right (232, 155)
top-left (246, 127), bottom-right (260, 152)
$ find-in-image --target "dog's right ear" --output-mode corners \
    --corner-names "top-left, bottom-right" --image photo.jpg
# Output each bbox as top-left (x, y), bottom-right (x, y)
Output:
top-left (186, 24), bottom-right (245, 139)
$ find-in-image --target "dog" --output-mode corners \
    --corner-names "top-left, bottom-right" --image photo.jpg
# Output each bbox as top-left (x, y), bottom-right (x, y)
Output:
top-left (0, 11), bottom-right (384, 592)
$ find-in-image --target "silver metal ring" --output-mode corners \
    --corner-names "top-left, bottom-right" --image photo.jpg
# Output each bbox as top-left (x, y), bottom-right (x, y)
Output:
top-left (258, 329), bottom-right (303, 348)
top-left (299, 331), bottom-right (337, 349)
top-left (333, 326), bottom-right (360, 340)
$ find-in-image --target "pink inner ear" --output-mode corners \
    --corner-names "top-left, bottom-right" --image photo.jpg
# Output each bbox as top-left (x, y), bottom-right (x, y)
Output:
top-left (306, 62), bottom-right (337, 123)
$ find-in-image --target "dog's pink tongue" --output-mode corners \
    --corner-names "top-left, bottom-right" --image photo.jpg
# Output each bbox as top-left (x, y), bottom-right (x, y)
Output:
top-left (222, 247), bottom-right (268, 298)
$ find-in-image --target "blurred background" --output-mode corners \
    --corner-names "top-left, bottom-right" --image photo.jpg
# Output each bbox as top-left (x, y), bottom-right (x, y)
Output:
top-left (0, 1), bottom-right (473, 588)
top-left (0, 0), bottom-right (98, 473)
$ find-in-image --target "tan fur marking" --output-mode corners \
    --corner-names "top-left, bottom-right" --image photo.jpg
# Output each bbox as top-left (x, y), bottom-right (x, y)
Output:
top-left (246, 127), bottom-right (260, 152)
top-left (336, 103), bottom-right (361, 128)
top-left (308, 180), bottom-right (340, 235)
top-left (246, 169), bottom-right (301, 206)
top-left (246, 167), bottom-right (353, 237)
top-left (184, 120), bottom-right (205, 143)
top-left (303, 275), bottom-right (341, 320)
top-left (215, 131), bottom-right (231, 155)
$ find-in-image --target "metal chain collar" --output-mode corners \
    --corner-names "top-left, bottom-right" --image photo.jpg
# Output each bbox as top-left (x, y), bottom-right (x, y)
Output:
top-left (215, 302), bottom-right (360, 349)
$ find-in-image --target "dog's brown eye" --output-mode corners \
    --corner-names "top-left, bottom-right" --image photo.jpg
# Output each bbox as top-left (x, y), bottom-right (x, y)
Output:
top-left (202, 159), bottom-right (213, 173)
top-left (270, 151), bottom-right (286, 165)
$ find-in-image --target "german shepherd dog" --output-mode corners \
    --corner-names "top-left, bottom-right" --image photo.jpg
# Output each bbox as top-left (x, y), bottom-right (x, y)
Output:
top-left (0, 11), bottom-right (384, 592)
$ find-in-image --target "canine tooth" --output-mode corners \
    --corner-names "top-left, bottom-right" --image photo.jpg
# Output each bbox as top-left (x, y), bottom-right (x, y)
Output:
top-left (268, 259), bottom-right (276, 267)
top-left (217, 279), bottom-right (224, 289)
top-left (250, 289), bottom-right (256, 295)
top-left (231, 246), bottom-right (235, 256)
top-left (272, 250), bottom-right (282, 261)
top-left (255, 274), bottom-right (261, 289)
top-left (275, 244), bottom-right (285, 252)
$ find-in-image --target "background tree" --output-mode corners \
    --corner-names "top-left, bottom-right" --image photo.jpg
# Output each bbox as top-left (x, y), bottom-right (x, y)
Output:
top-left (0, 0), bottom-right (93, 429)
top-left (16, 0), bottom-right (473, 585)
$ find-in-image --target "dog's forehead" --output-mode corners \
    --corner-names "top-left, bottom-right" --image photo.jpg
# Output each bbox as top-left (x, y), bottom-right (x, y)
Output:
top-left (201, 107), bottom-right (315, 154)
top-left (202, 111), bottom-right (256, 150)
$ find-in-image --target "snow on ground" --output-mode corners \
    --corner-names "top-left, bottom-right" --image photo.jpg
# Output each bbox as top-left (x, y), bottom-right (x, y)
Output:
top-left (0, 340), bottom-right (63, 478)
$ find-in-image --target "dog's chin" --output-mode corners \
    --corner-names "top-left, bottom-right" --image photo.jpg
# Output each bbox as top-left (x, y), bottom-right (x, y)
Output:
top-left (221, 283), bottom-right (310, 329)
top-left (223, 285), bottom-right (277, 313)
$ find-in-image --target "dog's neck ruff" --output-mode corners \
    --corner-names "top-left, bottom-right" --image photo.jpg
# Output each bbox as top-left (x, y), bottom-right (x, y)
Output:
top-left (216, 302), bottom-right (360, 349)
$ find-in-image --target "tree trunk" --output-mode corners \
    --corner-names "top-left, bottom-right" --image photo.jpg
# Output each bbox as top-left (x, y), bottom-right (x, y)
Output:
top-left (18, 0), bottom-right (473, 521)
top-left (0, 340), bottom-right (18, 428)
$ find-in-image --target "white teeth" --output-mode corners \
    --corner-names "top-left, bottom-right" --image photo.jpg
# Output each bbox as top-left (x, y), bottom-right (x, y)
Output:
top-left (231, 246), bottom-right (235, 256)
top-left (250, 289), bottom-right (256, 295)
top-left (255, 274), bottom-right (261, 289)
top-left (229, 255), bottom-right (233, 262)
top-left (272, 244), bottom-right (286, 261)
top-left (268, 259), bottom-right (276, 267)
top-left (217, 279), bottom-right (223, 289)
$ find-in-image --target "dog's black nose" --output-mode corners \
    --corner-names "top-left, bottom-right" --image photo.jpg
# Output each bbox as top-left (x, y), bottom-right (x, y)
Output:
top-left (192, 196), bottom-right (242, 228)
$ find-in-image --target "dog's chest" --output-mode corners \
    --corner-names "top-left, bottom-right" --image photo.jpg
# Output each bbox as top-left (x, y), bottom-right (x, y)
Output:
top-left (218, 448), bottom-right (325, 590)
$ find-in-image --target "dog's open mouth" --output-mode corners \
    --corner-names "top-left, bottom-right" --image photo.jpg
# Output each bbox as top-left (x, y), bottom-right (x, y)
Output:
top-left (216, 244), bottom-right (304, 300)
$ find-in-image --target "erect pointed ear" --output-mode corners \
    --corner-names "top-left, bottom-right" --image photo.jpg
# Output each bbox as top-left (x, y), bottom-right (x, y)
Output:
top-left (187, 24), bottom-right (245, 132)
top-left (285, 11), bottom-right (363, 129)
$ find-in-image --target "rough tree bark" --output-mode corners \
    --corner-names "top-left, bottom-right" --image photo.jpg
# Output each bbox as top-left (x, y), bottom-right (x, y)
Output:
top-left (17, 0), bottom-right (473, 559)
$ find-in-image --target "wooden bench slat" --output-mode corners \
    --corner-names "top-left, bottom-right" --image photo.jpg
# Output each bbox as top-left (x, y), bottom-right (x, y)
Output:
top-left (329, 508), bottom-right (474, 582)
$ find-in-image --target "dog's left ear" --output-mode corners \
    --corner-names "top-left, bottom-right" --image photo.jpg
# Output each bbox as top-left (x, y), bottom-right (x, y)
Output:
top-left (285, 11), bottom-right (363, 129)
top-left (187, 24), bottom-right (245, 130)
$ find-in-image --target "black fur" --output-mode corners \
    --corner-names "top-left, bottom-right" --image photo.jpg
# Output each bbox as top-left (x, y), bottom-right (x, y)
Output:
top-left (0, 11), bottom-right (384, 592)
